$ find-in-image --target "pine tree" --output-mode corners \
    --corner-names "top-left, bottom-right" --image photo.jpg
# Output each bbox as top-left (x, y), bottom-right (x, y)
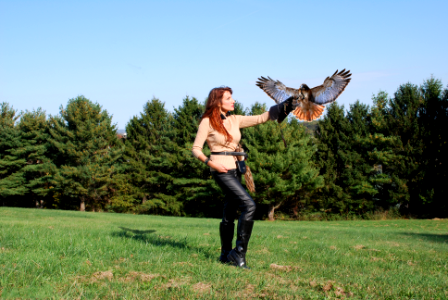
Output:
top-left (313, 102), bottom-right (352, 214)
top-left (0, 103), bottom-right (26, 205)
top-left (16, 109), bottom-right (55, 208)
top-left (48, 96), bottom-right (122, 211)
top-left (358, 91), bottom-right (408, 209)
top-left (123, 98), bottom-right (182, 215)
top-left (339, 101), bottom-right (378, 213)
top-left (386, 83), bottom-right (424, 214)
top-left (418, 78), bottom-right (448, 216)
top-left (242, 103), bottom-right (323, 220)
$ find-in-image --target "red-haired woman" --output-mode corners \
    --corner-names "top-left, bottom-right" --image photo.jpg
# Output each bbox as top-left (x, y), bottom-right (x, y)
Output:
top-left (192, 86), bottom-right (293, 269)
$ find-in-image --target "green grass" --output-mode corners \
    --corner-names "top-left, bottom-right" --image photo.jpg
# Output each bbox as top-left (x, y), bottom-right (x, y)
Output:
top-left (0, 207), bottom-right (447, 299)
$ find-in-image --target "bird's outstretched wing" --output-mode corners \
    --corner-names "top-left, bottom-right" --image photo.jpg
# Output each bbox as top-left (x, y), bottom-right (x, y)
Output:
top-left (310, 69), bottom-right (351, 105)
top-left (256, 76), bottom-right (299, 104)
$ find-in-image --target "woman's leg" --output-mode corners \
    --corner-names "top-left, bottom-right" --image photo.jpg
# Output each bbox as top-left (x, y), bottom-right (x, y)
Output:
top-left (213, 169), bottom-right (256, 268)
top-left (218, 193), bottom-right (236, 262)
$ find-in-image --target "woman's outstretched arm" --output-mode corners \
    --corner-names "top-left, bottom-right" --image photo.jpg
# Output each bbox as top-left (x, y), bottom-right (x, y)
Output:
top-left (238, 97), bottom-right (295, 128)
top-left (237, 111), bottom-right (270, 128)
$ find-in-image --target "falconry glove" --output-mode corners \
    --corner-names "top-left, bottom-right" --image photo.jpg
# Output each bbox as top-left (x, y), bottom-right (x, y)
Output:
top-left (269, 96), bottom-right (295, 123)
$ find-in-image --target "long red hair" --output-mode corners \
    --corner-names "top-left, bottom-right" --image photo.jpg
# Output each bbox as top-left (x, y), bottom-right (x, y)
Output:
top-left (202, 86), bottom-right (233, 144)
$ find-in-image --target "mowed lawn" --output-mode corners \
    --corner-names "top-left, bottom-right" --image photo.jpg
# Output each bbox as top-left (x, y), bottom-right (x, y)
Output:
top-left (0, 208), bottom-right (447, 299)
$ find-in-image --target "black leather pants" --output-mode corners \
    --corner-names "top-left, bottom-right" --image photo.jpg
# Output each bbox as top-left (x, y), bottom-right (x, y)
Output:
top-left (212, 169), bottom-right (256, 224)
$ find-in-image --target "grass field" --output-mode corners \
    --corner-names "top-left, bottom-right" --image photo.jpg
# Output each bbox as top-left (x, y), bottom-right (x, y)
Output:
top-left (0, 207), bottom-right (447, 299)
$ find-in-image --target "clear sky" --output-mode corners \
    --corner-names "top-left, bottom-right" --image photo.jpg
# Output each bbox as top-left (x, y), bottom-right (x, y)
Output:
top-left (1, 0), bottom-right (447, 129)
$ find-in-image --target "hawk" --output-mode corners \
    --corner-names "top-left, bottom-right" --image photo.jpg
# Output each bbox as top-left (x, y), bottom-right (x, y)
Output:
top-left (256, 69), bottom-right (352, 121)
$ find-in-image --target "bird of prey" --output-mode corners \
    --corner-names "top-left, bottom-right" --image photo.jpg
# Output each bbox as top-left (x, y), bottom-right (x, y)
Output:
top-left (256, 69), bottom-right (352, 121)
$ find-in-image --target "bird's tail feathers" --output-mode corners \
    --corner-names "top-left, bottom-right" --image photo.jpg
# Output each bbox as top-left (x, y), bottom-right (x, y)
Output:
top-left (292, 103), bottom-right (324, 122)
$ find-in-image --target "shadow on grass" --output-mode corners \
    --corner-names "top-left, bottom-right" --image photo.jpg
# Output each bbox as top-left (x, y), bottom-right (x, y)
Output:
top-left (112, 227), bottom-right (216, 260)
top-left (118, 227), bottom-right (156, 235)
top-left (401, 232), bottom-right (448, 243)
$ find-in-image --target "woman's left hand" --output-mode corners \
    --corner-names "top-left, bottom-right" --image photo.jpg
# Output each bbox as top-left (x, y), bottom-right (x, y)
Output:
top-left (209, 161), bottom-right (229, 173)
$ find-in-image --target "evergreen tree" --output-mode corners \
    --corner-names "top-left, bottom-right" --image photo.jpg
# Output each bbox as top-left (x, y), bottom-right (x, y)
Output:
top-left (313, 102), bottom-right (352, 214)
top-left (48, 96), bottom-right (122, 211)
top-left (16, 109), bottom-right (55, 208)
top-left (418, 78), bottom-right (448, 216)
top-left (386, 83), bottom-right (424, 214)
top-left (172, 96), bottom-right (204, 146)
top-left (123, 98), bottom-right (182, 215)
top-left (358, 91), bottom-right (408, 209)
top-left (0, 103), bottom-right (26, 205)
top-left (243, 103), bottom-right (323, 220)
top-left (339, 101), bottom-right (378, 213)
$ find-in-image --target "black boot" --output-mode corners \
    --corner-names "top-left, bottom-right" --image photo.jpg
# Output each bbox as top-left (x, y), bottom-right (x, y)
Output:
top-left (227, 220), bottom-right (254, 269)
top-left (219, 222), bottom-right (235, 263)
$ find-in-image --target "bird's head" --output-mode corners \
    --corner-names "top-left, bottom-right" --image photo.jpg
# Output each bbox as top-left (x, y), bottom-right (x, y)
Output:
top-left (300, 84), bottom-right (310, 90)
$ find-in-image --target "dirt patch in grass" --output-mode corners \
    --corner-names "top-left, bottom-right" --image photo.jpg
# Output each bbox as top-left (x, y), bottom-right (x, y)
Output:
top-left (159, 277), bottom-right (190, 289)
top-left (371, 257), bottom-right (385, 262)
top-left (191, 282), bottom-right (211, 294)
top-left (276, 235), bottom-right (289, 239)
top-left (407, 260), bottom-right (418, 266)
top-left (255, 247), bottom-right (270, 254)
top-left (91, 271), bottom-right (113, 282)
top-left (308, 278), bottom-right (356, 298)
top-left (158, 235), bottom-right (171, 239)
top-left (113, 257), bottom-right (127, 264)
top-left (322, 280), bottom-right (335, 292)
top-left (75, 270), bottom-right (114, 284)
top-left (266, 273), bottom-right (290, 285)
top-left (233, 283), bottom-right (257, 299)
top-left (270, 263), bottom-right (292, 272)
top-left (353, 244), bottom-right (365, 250)
top-left (124, 272), bottom-right (160, 282)
top-left (243, 284), bottom-right (255, 297)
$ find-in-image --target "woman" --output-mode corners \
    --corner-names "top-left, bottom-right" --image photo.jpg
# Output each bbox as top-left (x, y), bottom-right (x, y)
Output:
top-left (192, 86), bottom-right (293, 269)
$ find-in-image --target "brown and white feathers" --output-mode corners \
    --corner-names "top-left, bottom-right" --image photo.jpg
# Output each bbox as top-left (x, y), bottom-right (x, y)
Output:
top-left (256, 69), bottom-right (351, 121)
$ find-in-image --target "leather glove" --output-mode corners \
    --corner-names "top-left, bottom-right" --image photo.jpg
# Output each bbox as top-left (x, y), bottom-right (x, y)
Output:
top-left (269, 96), bottom-right (295, 123)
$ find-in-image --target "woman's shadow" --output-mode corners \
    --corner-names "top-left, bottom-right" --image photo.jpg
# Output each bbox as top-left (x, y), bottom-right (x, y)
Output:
top-left (111, 227), bottom-right (216, 260)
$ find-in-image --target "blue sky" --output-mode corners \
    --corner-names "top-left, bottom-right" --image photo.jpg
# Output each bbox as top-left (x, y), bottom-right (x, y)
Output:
top-left (1, 0), bottom-right (447, 129)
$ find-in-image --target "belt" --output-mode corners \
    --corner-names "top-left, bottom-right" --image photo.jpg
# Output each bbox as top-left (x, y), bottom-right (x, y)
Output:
top-left (211, 151), bottom-right (248, 158)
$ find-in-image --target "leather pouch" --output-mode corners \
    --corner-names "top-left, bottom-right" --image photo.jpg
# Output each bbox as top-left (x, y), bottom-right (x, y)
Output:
top-left (236, 160), bottom-right (247, 174)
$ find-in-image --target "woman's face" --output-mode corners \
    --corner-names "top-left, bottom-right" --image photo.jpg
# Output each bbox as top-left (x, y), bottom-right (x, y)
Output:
top-left (221, 91), bottom-right (235, 112)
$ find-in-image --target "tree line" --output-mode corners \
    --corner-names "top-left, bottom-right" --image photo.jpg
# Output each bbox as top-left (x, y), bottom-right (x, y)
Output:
top-left (1, 77), bottom-right (447, 219)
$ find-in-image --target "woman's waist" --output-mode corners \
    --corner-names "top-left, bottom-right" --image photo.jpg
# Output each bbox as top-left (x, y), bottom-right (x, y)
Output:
top-left (210, 154), bottom-right (237, 161)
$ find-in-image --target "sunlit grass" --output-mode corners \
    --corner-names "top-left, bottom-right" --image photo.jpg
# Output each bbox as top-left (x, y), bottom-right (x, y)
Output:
top-left (1, 207), bottom-right (447, 299)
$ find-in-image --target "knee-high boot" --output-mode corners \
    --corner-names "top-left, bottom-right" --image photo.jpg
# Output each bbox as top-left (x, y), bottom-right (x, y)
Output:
top-left (219, 222), bottom-right (235, 263)
top-left (227, 220), bottom-right (254, 269)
